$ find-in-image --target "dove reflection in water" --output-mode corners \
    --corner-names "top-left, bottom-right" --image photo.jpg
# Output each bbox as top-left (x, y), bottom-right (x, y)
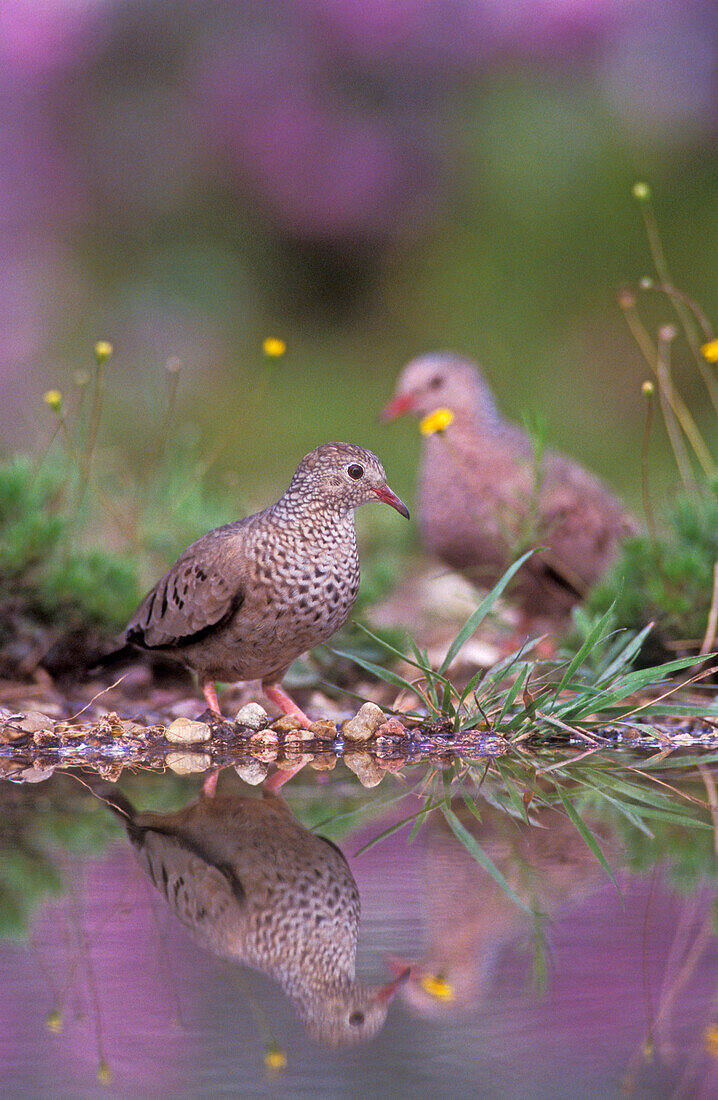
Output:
top-left (390, 803), bottom-right (617, 1015)
top-left (90, 782), bottom-right (406, 1046)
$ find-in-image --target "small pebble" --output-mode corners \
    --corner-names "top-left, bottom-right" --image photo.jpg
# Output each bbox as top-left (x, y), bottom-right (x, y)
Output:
top-left (342, 702), bottom-right (385, 743)
top-left (0, 723), bottom-right (29, 745)
top-left (283, 728), bottom-right (314, 745)
top-left (16, 711), bottom-right (53, 734)
top-left (167, 751), bottom-right (212, 775)
top-left (309, 753), bottom-right (337, 771)
top-left (374, 717), bottom-right (409, 739)
top-left (234, 703), bottom-right (269, 731)
top-left (235, 760), bottom-right (269, 785)
top-left (275, 754), bottom-right (312, 771)
top-left (271, 715), bottom-right (304, 735)
top-left (165, 717), bottom-right (211, 744)
top-left (344, 751), bottom-right (386, 787)
top-left (308, 718), bottom-right (338, 741)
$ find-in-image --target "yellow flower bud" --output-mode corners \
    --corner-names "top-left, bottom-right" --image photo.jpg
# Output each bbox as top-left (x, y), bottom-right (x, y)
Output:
top-left (704, 1023), bottom-right (718, 1057)
top-left (701, 339), bottom-right (718, 363)
top-left (97, 1059), bottom-right (112, 1084)
top-left (641, 380), bottom-right (655, 398)
top-left (419, 408), bottom-right (454, 436)
top-left (94, 340), bottom-right (113, 364)
top-left (632, 181), bottom-right (651, 201)
top-left (264, 1045), bottom-right (287, 1071)
top-left (420, 973), bottom-right (455, 1002)
top-left (262, 337), bottom-right (286, 358)
top-left (43, 389), bottom-right (63, 413)
top-left (73, 369), bottom-right (90, 387)
top-left (45, 1009), bottom-right (62, 1033)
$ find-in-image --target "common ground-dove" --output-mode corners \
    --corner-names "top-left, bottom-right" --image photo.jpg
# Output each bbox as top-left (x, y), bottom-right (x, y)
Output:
top-left (89, 781), bottom-right (406, 1046)
top-left (383, 353), bottom-right (635, 619)
top-left (118, 443), bottom-right (409, 721)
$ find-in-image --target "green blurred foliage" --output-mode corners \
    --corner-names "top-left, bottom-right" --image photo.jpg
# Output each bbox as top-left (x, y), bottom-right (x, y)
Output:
top-left (589, 484), bottom-right (718, 653)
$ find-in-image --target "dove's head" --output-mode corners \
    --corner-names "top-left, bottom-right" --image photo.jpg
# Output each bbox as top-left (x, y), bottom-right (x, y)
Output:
top-left (382, 352), bottom-right (501, 428)
top-left (284, 442), bottom-right (409, 520)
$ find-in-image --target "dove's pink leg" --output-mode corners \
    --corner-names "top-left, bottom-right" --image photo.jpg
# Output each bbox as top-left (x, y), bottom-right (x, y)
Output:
top-left (201, 678), bottom-right (221, 717)
top-left (262, 682), bottom-right (313, 794)
top-left (262, 682), bottom-right (312, 727)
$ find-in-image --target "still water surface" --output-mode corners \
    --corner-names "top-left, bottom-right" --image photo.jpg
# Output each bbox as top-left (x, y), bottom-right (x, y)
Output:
top-left (1, 755), bottom-right (717, 1099)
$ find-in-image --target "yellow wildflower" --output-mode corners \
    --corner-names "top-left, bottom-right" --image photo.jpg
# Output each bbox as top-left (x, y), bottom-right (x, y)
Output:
top-left (43, 389), bottom-right (63, 413)
top-left (94, 340), bottom-right (113, 364)
top-left (420, 408), bottom-right (454, 436)
top-left (45, 1009), bottom-right (62, 1033)
top-left (420, 973), bottom-right (455, 1002)
top-left (641, 380), bottom-right (654, 397)
top-left (262, 337), bottom-right (286, 358)
top-left (701, 339), bottom-right (718, 363)
top-left (264, 1044), bottom-right (287, 1072)
top-left (632, 181), bottom-right (651, 201)
top-left (704, 1023), bottom-right (718, 1057)
top-left (97, 1059), bottom-right (112, 1085)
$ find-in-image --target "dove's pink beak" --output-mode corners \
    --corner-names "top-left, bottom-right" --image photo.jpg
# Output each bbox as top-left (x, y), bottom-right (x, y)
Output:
top-left (381, 393), bottom-right (415, 421)
top-left (372, 966), bottom-right (411, 1004)
top-left (373, 484), bottom-right (410, 520)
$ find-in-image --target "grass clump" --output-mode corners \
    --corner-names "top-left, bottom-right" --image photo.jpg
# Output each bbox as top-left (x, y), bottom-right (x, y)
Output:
top-left (335, 549), bottom-right (718, 739)
top-left (589, 483), bottom-right (718, 654)
top-left (0, 454), bottom-right (139, 631)
top-left (0, 346), bottom-right (237, 675)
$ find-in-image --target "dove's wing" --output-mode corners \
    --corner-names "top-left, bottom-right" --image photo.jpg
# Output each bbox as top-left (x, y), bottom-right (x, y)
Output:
top-left (125, 522), bottom-right (248, 649)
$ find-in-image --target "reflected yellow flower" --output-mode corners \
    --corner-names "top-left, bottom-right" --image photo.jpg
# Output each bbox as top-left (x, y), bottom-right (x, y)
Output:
top-left (701, 339), bottom-right (718, 364)
top-left (704, 1023), bottom-right (718, 1057)
top-left (632, 181), bottom-right (651, 201)
top-left (264, 1044), bottom-right (287, 1072)
top-left (45, 1009), bottom-right (62, 1033)
top-left (262, 337), bottom-right (286, 358)
top-left (43, 389), bottom-right (63, 413)
top-left (420, 973), bottom-right (455, 1002)
top-left (419, 408), bottom-right (454, 436)
top-left (97, 1060), bottom-right (112, 1085)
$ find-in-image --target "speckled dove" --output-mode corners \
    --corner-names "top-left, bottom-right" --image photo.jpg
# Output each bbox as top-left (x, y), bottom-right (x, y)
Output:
top-left (116, 443), bottom-right (409, 722)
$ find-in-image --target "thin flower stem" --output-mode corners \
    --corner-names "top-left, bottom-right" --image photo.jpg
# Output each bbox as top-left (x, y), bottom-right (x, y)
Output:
top-left (656, 329), bottom-right (694, 489)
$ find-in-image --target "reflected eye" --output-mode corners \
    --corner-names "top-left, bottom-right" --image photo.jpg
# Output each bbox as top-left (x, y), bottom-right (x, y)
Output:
top-left (349, 1011), bottom-right (365, 1027)
top-left (347, 464), bottom-right (364, 481)
top-left (429, 375), bottom-right (442, 389)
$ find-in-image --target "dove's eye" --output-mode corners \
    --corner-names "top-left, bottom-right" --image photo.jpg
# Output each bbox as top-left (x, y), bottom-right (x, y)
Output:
top-left (429, 375), bottom-right (442, 389)
top-left (347, 464), bottom-right (364, 481)
top-left (349, 1011), bottom-right (365, 1027)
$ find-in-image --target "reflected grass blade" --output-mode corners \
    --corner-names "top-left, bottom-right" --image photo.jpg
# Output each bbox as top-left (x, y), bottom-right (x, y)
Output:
top-left (555, 785), bottom-right (623, 901)
top-left (443, 807), bottom-right (532, 914)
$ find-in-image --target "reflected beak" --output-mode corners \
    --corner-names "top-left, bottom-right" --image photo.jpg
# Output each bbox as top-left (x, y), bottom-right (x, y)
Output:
top-left (372, 966), bottom-right (411, 1004)
top-left (380, 393), bottom-right (415, 421)
top-left (373, 484), bottom-right (410, 520)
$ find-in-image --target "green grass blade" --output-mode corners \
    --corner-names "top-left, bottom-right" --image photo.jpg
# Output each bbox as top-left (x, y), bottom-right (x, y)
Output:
top-left (438, 549), bottom-right (537, 674)
top-left (497, 664), bottom-right (530, 726)
top-left (554, 602), bottom-right (616, 694)
top-left (594, 623), bottom-right (653, 686)
top-left (329, 646), bottom-right (418, 694)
